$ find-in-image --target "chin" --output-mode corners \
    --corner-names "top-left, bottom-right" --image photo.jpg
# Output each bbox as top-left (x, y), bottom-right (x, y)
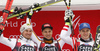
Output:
top-left (27, 38), bottom-right (31, 39)
top-left (26, 37), bottom-right (31, 39)
top-left (46, 38), bottom-right (51, 39)
top-left (84, 37), bottom-right (89, 40)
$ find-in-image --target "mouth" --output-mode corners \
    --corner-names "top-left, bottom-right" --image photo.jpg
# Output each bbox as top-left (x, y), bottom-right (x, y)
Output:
top-left (46, 36), bottom-right (50, 38)
top-left (46, 35), bottom-right (51, 39)
top-left (26, 34), bottom-right (31, 37)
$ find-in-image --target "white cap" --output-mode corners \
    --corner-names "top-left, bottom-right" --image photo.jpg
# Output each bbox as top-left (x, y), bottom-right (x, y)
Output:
top-left (20, 23), bottom-right (32, 33)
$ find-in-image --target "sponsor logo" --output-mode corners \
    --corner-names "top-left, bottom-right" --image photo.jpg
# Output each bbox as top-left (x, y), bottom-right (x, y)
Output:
top-left (42, 46), bottom-right (58, 51)
top-left (83, 23), bottom-right (88, 27)
top-left (55, 34), bottom-right (60, 40)
top-left (19, 45), bottom-right (35, 51)
top-left (44, 24), bottom-right (50, 27)
top-left (78, 44), bottom-right (92, 51)
top-left (9, 35), bottom-right (20, 39)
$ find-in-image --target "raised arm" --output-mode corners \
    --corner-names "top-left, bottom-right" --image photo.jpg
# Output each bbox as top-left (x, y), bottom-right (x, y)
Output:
top-left (57, 38), bottom-right (65, 49)
top-left (60, 22), bottom-right (73, 46)
top-left (60, 9), bottom-right (75, 48)
top-left (0, 16), bottom-right (16, 50)
top-left (0, 34), bottom-right (16, 50)
top-left (26, 7), bottom-right (42, 48)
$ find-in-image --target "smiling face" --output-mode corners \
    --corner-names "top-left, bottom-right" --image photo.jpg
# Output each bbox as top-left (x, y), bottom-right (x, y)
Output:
top-left (22, 28), bottom-right (32, 39)
top-left (42, 28), bottom-right (53, 39)
top-left (79, 28), bottom-right (90, 40)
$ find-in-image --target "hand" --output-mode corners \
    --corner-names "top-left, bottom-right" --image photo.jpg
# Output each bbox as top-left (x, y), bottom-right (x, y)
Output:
top-left (27, 3), bottom-right (42, 19)
top-left (27, 8), bottom-right (33, 19)
top-left (0, 16), bottom-right (3, 23)
top-left (0, 16), bottom-right (7, 24)
top-left (64, 9), bottom-right (75, 22)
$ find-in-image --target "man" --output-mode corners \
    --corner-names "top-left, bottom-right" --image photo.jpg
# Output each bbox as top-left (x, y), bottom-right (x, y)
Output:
top-left (60, 9), bottom-right (94, 51)
top-left (29, 22), bottom-right (65, 51)
top-left (0, 11), bottom-right (37, 51)
top-left (27, 11), bottom-right (65, 51)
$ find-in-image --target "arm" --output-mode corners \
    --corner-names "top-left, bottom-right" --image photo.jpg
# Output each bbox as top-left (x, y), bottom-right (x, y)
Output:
top-left (60, 9), bottom-right (75, 48)
top-left (26, 9), bottom-right (41, 48)
top-left (58, 38), bottom-right (65, 49)
top-left (0, 34), bottom-right (16, 49)
top-left (60, 22), bottom-right (73, 47)
top-left (26, 3), bottom-right (42, 47)
top-left (0, 16), bottom-right (16, 49)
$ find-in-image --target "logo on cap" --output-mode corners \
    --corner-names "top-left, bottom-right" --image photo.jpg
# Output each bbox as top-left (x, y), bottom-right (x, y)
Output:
top-left (79, 23), bottom-right (90, 30)
top-left (83, 23), bottom-right (88, 27)
top-left (44, 24), bottom-right (50, 27)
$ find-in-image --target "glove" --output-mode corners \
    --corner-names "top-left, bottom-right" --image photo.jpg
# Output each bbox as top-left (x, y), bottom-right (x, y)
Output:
top-left (0, 19), bottom-right (3, 36)
top-left (27, 8), bottom-right (33, 19)
top-left (64, 9), bottom-right (75, 22)
top-left (27, 3), bottom-right (42, 19)
top-left (0, 16), bottom-right (7, 24)
top-left (0, 16), bottom-right (3, 23)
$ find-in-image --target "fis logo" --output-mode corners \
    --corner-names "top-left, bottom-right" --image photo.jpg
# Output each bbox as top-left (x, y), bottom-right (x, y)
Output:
top-left (83, 23), bottom-right (88, 27)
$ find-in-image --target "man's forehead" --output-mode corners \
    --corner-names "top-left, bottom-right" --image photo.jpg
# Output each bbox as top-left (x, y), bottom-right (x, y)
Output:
top-left (25, 28), bottom-right (32, 30)
top-left (43, 28), bottom-right (52, 31)
top-left (81, 28), bottom-right (90, 31)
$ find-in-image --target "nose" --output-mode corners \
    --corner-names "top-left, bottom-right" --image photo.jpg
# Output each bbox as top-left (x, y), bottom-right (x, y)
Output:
top-left (27, 31), bottom-right (31, 34)
top-left (84, 31), bottom-right (88, 35)
top-left (84, 32), bottom-right (86, 34)
top-left (47, 32), bottom-right (50, 35)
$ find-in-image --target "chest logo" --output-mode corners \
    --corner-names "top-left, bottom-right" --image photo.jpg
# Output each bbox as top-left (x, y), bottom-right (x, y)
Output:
top-left (19, 44), bottom-right (36, 51)
top-left (42, 46), bottom-right (58, 51)
top-left (78, 44), bottom-right (92, 51)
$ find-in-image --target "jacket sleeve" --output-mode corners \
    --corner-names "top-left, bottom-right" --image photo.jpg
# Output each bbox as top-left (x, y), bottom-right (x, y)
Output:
top-left (60, 22), bottom-right (74, 48)
top-left (0, 34), bottom-right (17, 50)
top-left (26, 18), bottom-right (41, 48)
top-left (57, 38), bottom-right (65, 49)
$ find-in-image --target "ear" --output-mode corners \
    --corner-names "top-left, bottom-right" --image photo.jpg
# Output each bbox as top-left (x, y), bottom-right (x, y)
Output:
top-left (42, 31), bottom-right (44, 35)
top-left (79, 30), bottom-right (81, 34)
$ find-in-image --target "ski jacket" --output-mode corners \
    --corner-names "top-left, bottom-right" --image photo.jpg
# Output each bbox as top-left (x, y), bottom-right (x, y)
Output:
top-left (27, 18), bottom-right (65, 51)
top-left (0, 34), bottom-right (37, 51)
top-left (60, 23), bottom-right (94, 51)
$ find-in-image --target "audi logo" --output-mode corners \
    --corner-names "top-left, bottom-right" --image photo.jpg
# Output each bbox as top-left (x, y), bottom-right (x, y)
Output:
top-left (55, 34), bottom-right (60, 40)
top-left (9, 35), bottom-right (20, 39)
top-left (62, 49), bottom-right (70, 51)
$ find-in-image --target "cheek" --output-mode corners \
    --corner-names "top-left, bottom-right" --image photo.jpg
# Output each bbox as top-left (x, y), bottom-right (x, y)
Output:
top-left (88, 32), bottom-right (90, 34)
top-left (22, 33), bottom-right (26, 37)
top-left (43, 33), bottom-right (46, 36)
top-left (30, 32), bottom-right (32, 34)
top-left (88, 34), bottom-right (90, 36)
top-left (30, 33), bottom-right (32, 36)
top-left (81, 33), bottom-right (85, 36)
top-left (50, 33), bottom-right (52, 36)
top-left (51, 33), bottom-right (52, 35)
